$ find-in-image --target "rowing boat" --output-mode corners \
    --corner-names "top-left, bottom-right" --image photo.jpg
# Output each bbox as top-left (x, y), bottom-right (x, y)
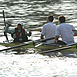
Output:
top-left (0, 40), bottom-right (77, 54)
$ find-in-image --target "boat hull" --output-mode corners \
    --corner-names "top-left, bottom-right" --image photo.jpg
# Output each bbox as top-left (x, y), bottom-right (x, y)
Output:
top-left (0, 42), bottom-right (77, 53)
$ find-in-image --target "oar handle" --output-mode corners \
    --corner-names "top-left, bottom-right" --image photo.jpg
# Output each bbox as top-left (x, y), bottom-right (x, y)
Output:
top-left (39, 37), bottom-right (55, 42)
top-left (32, 37), bottom-right (55, 47)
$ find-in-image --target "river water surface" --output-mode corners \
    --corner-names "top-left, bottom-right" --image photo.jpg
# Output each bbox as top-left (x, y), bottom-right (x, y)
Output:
top-left (0, 0), bottom-right (77, 77)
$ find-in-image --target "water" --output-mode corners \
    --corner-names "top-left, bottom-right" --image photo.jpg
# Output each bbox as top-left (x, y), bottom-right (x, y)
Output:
top-left (0, 53), bottom-right (77, 77)
top-left (0, 0), bottom-right (77, 77)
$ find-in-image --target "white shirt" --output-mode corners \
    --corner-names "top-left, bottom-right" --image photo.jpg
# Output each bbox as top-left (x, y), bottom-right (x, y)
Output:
top-left (41, 22), bottom-right (56, 44)
top-left (56, 23), bottom-right (75, 44)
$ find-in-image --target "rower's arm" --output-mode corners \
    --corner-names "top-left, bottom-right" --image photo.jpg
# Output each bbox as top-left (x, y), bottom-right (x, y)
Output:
top-left (4, 24), bottom-right (15, 34)
top-left (40, 35), bottom-right (44, 39)
top-left (25, 29), bottom-right (32, 36)
top-left (73, 30), bottom-right (77, 36)
top-left (54, 35), bottom-right (60, 43)
top-left (55, 36), bottom-right (59, 40)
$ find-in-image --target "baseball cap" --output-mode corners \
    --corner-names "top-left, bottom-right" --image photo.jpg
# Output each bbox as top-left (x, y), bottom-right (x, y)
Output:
top-left (17, 22), bottom-right (23, 26)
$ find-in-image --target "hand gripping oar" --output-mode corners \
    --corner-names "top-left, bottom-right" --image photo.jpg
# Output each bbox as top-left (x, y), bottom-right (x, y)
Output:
top-left (2, 10), bottom-right (9, 42)
top-left (33, 37), bottom-right (55, 47)
top-left (37, 37), bottom-right (55, 42)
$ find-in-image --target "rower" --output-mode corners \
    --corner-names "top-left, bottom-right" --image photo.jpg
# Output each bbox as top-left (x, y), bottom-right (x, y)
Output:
top-left (4, 21), bottom-right (32, 43)
top-left (40, 14), bottom-right (56, 44)
top-left (55, 15), bottom-right (77, 45)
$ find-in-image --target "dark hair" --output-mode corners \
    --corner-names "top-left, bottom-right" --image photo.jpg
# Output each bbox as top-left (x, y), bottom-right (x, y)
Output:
top-left (58, 16), bottom-right (65, 23)
top-left (48, 15), bottom-right (54, 22)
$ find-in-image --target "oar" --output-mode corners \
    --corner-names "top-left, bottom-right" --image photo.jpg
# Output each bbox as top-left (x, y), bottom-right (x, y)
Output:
top-left (33, 37), bottom-right (55, 47)
top-left (39, 43), bottom-right (77, 54)
top-left (2, 10), bottom-right (9, 42)
top-left (0, 37), bottom-right (55, 52)
top-left (0, 42), bottom-right (29, 52)
top-left (37, 37), bottom-right (55, 42)
top-left (34, 43), bottom-right (43, 47)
